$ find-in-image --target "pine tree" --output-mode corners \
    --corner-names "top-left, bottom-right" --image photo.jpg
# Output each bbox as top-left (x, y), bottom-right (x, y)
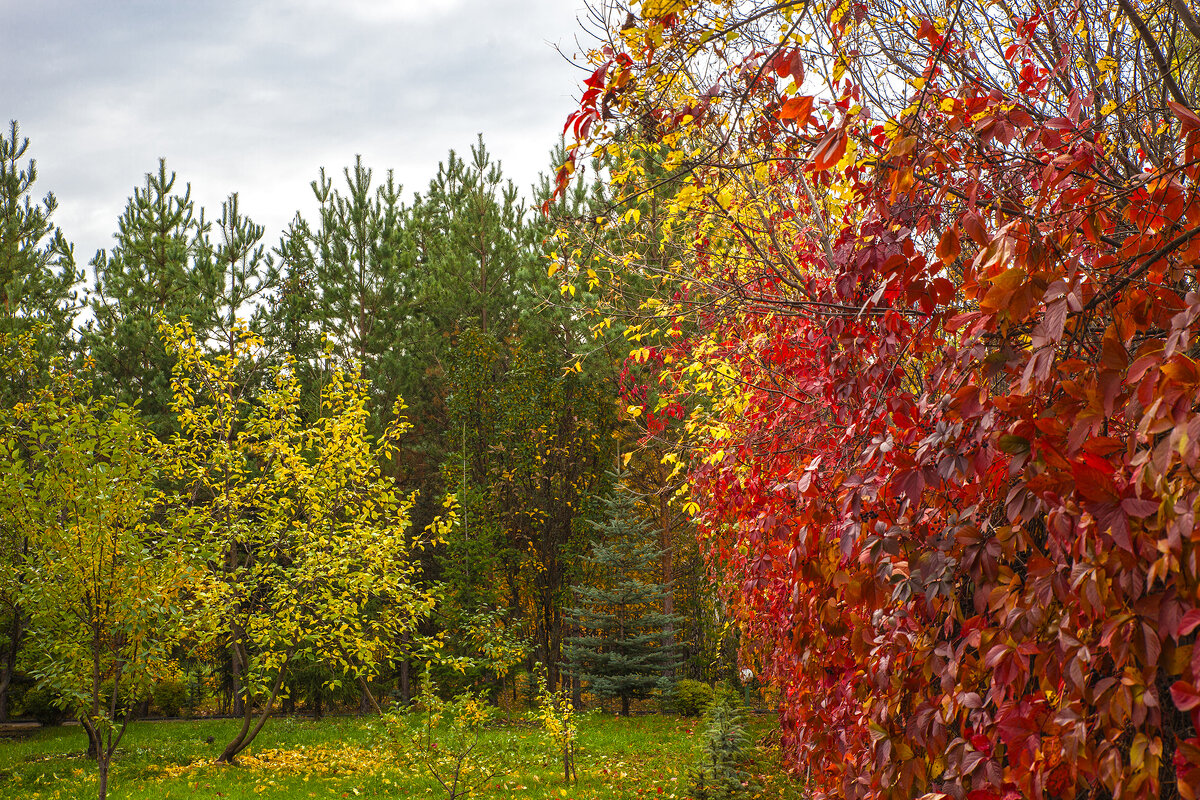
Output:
top-left (410, 136), bottom-right (531, 342)
top-left (563, 481), bottom-right (681, 714)
top-left (272, 156), bottom-right (414, 409)
top-left (210, 192), bottom-right (280, 357)
top-left (84, 159), bottom-right (221, 435)
top-left (0, 122), bottom-right (82, 721)
top-left (0, 120), bottom-right (82, 355)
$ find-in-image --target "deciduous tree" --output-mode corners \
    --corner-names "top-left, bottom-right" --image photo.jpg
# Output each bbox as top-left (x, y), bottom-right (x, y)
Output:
top-left (0, 340), bottom-right (193, 800)
top-left (161, 320), bottom-right (442, 763)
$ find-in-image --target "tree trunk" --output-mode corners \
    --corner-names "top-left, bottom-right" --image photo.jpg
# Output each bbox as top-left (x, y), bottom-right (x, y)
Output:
top-left (659, 495), bottom-right (677, 679)
top-left (399, 659), bottom-right (411, 705)
top-left (81, 714), bottom-right (127, 800)
top-left (230, 643), bottom-right (245, 718)
top-left (216, 650), bottom-right (292, 764)
top-left (84, 719), bottom-right (100, 759)
top-left (621, 694), bottom-right (630, 716)
top-left (227, 554), bottom-right (246, 718)
top-left (357, 675), bottom-right (381, 714)
top-left (0, 609), bottom-right (22, 722)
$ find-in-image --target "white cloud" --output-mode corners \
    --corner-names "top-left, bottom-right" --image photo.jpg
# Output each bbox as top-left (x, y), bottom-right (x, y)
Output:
top-left (3, 0), bottom-right (592, 267)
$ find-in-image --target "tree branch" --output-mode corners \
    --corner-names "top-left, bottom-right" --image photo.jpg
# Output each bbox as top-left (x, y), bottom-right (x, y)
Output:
top-left (1118, 0), bottom-right (1193, 109)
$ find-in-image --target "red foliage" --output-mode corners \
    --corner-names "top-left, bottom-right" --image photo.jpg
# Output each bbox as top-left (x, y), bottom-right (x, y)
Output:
top-left (564, 2), bottom-right (1200, 798)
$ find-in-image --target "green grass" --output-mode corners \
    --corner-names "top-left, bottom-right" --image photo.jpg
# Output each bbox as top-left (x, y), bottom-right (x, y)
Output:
top-left (0, 712), bottom-right (803, 800)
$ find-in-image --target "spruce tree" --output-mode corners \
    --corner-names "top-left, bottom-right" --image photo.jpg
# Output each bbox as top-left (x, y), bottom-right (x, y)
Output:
top-left (563, 481), bottom-right (681, 714)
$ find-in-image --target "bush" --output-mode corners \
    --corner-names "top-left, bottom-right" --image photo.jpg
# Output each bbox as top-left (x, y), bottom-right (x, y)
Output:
top-left (672, 679), bottom-right (715, 717)
top-left (712, 680), bottom-right (742, 708)
top-left (153, 677), bottom-right (188, 717)
top-left (375, 667), bottom-right (504, 800)
top-left (18, 684), bottom-right (67, 725)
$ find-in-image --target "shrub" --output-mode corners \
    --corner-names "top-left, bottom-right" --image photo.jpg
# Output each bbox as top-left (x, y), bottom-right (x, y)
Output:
top-left (672, 679), bottom-right (715, 717)
top-left (18, 684), bottom-right (67, 725)
top-left (375, 666), bottom-right (503, 800)
top-left (712, 680), bottom-right (741, 708)
top-left (153, 677), bottom-right (188, 717)
top-left (533, 667), bottom-right (577, 783)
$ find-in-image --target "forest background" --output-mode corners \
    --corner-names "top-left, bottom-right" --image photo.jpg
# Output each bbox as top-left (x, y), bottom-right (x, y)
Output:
top-left (0, 108), bottom-right (735, 763)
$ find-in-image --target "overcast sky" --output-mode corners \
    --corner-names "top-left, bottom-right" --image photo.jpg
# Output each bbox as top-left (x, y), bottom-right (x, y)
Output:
top-left (3, 0), bottom-right (595, 268)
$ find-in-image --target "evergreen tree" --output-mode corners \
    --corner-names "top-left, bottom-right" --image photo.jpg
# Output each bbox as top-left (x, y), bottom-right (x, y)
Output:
top-left (271, 156), bottom-right (414, 413)
top-left (563, 481), bottom-right (681, 714)
top-left (437, 143), bottom-right (624, 691)
top-left (84, 160), bottom-right (221, 435)
top-left (410, 136), bottom-right (532, 341)
top-left (0, 120), bottom-right (81, 354)
top-left (0, 122), bottom-right (81, 721)
top-left (210, 192), bottom-right (280, 357)
top-left (408, 138), bottom-right (539, 530)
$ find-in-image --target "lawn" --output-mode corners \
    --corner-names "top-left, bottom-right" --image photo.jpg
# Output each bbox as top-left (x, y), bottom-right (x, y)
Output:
top-left (0, 712), bottom-right (803, 800)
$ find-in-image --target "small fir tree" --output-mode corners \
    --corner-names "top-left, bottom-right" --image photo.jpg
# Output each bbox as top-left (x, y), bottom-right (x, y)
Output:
top-left (563, 481), bottom-right (680, 715)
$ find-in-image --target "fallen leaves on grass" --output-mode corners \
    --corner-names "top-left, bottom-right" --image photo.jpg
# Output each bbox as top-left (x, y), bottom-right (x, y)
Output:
top-left (155, 744), bottom-right (389, 780)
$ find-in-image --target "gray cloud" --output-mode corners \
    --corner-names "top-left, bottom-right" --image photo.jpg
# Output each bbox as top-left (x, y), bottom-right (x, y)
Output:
top-left (3, 0), bottom-right (592, 266)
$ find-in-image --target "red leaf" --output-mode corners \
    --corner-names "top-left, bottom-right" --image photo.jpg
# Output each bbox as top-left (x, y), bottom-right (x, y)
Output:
top-left (811, 128), bottom-right (848, 171)
top-left (1121, 497), bottom-right (1160, 518)
top-left (1170, 100), bottom-right (1200, 132)
top-left (1173, 681), bottom-right (1200, 711)
top-left (778, 95), bottom-right (814, 124)
top-left (936, 227), bottom-right (960, 266)
top-left (962, 211), bottom-right (988, 246)
top-left (1180, 609), bottom-right (1200, 636)
top-left (771, 49), bottom-right (805, 81)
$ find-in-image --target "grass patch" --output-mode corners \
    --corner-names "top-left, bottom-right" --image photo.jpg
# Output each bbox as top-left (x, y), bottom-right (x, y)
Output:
top-left (0, 712), bottom-right (803, 799)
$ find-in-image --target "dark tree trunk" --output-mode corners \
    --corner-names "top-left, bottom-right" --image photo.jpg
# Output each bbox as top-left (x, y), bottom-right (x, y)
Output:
top-left (659, 495), bottom-right (677, 679)
top-left (230, 642), bottom-right (245, 717)
top-left (85, 719), bottom-right (100, 759)
top-left (0, 609), bottom-right (22, 722)
top-left (399, 659), bottom-right (410, 705)
top-left (81, 714), bottom-right (127, 800)
top-left (216, 649), bottom-right (292, 764)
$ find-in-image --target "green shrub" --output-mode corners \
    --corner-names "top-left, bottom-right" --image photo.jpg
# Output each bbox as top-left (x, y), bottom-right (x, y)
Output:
top-left (153, 677), bottom-right (189, 717)
top-left (712, 680), bottom-right (741, 708)
top-left (672, 678), bottom-right (715, 717)
top-left (18, 684), bottom-right (67, 725)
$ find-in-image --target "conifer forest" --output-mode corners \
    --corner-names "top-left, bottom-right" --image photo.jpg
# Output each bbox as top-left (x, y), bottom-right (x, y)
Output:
top-left (7, 0), bottom-right (1200, 798)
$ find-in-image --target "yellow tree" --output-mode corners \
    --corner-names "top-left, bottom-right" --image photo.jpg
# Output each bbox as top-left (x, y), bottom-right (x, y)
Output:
top-left (0, 334), bottom-right (194, 800)
top-left (161, 320), bottom-right (444, 764)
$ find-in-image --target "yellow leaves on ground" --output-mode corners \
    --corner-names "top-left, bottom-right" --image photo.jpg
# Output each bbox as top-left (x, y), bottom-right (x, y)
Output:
top-left (156, 744), bottom-right (389, 781)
